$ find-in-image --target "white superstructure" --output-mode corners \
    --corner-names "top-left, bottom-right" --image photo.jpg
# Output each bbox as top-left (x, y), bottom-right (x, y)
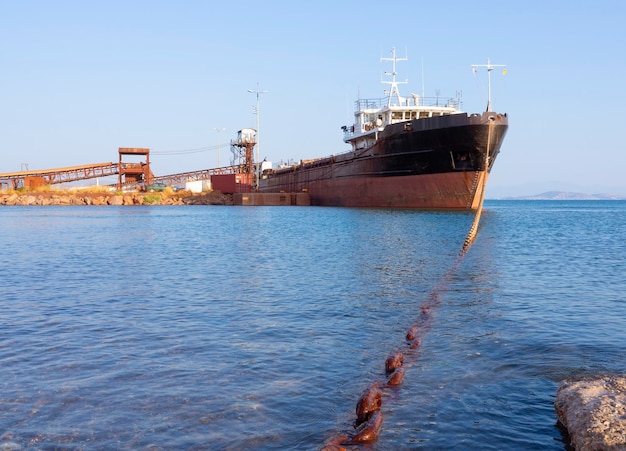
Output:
top-left (342, 48), bottom-right (462, 151)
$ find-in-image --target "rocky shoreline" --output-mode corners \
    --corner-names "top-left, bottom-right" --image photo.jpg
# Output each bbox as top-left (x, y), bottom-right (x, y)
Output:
top-left (555, 376), bottom-right (626, 450)
top-left (0, 190), bottom-right (234, 206)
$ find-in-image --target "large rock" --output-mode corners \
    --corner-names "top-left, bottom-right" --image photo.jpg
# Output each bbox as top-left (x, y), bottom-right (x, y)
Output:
top-left (122, 195), bottom-right (135, 205)
top-left (0, 193), bottom-right (18, 205)
top-left (51, 195), bottom-right (71, 205)
top-left (555, 376), bottom-right (626, 450)
top-left (92, 196), bottom-right (108, 206)
top-left (21, 195), bottom-right (37, 205)
top-left (107, 195), bottom-right (123, 206)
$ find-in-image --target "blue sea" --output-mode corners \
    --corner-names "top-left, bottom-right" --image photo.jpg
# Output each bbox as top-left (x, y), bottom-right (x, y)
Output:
top-left (1, 201), bottom-right (625, 450)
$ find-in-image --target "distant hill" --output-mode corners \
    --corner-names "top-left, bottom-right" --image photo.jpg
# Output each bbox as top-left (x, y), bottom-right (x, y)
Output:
top-left (494, 191), bottom-right (626, 200)
top-left (486, 182), bottom-right (626, 199)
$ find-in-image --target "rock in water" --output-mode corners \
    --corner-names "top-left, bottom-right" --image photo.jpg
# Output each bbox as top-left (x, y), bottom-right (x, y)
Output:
top-left (554, 376), bottom-right (626, 450)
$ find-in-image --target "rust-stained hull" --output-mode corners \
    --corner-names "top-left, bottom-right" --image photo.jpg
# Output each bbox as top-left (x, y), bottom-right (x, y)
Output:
top-left (303, 171), bottom-right (490, 209)
top-left (259, 111), bottom-right (508, 209)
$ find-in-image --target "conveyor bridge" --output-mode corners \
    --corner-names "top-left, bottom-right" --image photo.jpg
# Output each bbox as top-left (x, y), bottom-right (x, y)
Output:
top-left (0, 162), bottom-right (242, 190)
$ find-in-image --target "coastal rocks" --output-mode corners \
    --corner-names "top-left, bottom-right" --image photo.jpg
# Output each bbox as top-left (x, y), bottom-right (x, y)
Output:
top-left (108, 195), bottom-right (124, 206)
top-left (555, 376), bottom-right (626, 450)
top-left (0, 191), bottom-right (234, 206)
top-left (1, 193), bottom-right (19, 205)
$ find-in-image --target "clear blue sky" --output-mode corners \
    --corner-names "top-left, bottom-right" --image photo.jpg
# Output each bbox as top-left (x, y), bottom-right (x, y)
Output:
top-left (1, 1), bottom-right (625, 196)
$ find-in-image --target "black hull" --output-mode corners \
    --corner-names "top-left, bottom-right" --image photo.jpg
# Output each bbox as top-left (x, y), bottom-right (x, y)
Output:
top-left (259, 111), bottom-right (508, 209)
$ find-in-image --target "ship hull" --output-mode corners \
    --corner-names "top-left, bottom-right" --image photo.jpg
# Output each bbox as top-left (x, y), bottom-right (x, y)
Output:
top-left (259, 111), bottom-right (508, 209)
top-left (300, 171), bottom-right (489, 209)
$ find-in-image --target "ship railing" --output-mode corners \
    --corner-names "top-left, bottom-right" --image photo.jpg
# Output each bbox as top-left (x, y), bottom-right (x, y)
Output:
top-left (355, 96), bottom-right (460, 111)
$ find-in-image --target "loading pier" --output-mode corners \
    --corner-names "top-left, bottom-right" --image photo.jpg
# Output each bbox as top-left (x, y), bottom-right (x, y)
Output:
top-left (0, 148), bottom-right (244, 191)
top-left (1, 130), bottom-right (310, 206)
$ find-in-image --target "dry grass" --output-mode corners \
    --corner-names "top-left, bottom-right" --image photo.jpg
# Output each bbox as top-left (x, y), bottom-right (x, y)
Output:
top-left (1, 184), bottom-right (224, 205)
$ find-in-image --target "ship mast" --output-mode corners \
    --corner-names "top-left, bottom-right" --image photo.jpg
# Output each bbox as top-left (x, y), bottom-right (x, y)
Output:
top-left (381, 48), bottom-right (408, 106)
top-left (471, 58), bottom-right (506, 112)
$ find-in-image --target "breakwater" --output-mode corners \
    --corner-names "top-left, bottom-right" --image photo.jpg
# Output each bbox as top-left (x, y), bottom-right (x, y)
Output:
top-left (0, 190), bottom-right (233, 206)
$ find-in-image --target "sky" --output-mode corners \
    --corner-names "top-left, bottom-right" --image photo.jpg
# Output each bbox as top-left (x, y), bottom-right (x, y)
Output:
top-left (1, 1), bottom-right (625, 197)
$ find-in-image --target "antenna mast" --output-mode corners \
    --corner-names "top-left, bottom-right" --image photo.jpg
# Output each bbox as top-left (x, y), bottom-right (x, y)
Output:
top-left (381, 47), bottom-right (408, 106)
top-left (471, 58), bottom-right (506, 112)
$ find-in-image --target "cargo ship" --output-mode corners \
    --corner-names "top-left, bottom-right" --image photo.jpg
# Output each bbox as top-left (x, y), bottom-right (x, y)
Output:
top-left (258, 49), bottom-right (508, 209)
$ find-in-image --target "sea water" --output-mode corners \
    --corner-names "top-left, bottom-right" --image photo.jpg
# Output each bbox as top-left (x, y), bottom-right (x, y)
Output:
top-left (1, 201), bottom-right (625, 450)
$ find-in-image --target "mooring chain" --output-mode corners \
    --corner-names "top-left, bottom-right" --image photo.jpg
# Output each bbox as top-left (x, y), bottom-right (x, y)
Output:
top-left (321, 123), bottom-right (493, 449)
top-left (466, 170), bottom-right (482, 210)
